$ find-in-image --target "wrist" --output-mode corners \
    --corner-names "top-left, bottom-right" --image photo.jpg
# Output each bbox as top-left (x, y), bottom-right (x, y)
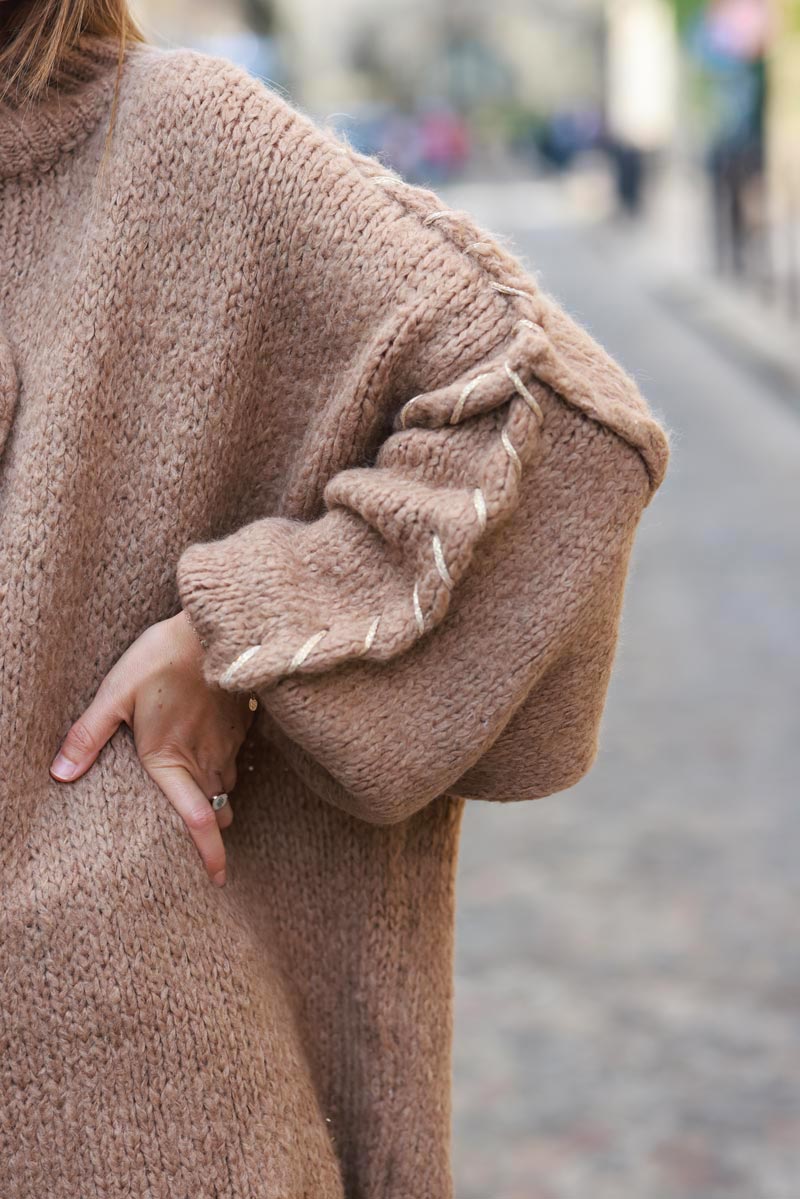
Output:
top-left (174, 609), bottom-right (259, 715)
top-left (178, 607), bottom-right (209, 651)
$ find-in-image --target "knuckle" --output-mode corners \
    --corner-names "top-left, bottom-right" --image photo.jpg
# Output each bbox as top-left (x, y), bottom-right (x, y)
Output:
top-left (153, 735), bottom-right (187, 760)
top-left (141, 741), bottom-right (189, 770)
top-left (185, 803), bottom-right (217, 835)
top-left (66, 720), bottom-right (97, 755)
top-left (94, 674), bottom-right (124, 715)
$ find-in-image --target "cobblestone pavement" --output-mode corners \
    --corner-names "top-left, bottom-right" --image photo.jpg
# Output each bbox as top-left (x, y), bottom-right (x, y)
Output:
top-left (449, 215), bottom-right (800, 1199)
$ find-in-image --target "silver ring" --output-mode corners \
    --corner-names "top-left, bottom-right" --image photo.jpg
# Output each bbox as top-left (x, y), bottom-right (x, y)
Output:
top-left (211, 792), bottom-right (229, 811)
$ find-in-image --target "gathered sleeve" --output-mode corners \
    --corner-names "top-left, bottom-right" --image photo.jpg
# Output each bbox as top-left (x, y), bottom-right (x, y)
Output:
top-left (174, 74), bottom-right (670, 825)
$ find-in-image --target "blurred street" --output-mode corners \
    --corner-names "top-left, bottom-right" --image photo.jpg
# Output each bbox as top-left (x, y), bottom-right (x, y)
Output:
top-left (452, 195), bottom-right (800, 1199)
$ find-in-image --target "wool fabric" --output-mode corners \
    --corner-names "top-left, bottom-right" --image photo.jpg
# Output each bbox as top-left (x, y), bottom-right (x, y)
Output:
top-left (0, 32), bottom-right (670, 1199)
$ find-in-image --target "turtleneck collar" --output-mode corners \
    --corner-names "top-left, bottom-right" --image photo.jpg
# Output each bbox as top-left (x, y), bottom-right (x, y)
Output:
top-left (0, 33), bottom-right (129, 182)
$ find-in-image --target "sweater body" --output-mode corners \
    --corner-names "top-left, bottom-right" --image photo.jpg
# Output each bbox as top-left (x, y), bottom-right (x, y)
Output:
top-left (0, 35), bottom-right (669, 1199)
top-left (0, 49), bottom-right (460, 1197)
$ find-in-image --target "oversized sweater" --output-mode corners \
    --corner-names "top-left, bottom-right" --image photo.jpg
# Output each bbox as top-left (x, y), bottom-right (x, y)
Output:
top-left (0, 32), bottom-right (670, 1199)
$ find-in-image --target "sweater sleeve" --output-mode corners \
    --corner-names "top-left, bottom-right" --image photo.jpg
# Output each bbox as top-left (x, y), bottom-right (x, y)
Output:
top-left (174, 74), bottom-right (670, 825)
top-left (235, 403), bottom-right (653, 823)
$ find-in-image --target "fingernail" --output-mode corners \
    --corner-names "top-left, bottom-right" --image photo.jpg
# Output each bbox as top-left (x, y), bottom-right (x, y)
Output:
top-left (51, 752), bottom-right (79, 780)
top-left (212, 869), bottom-right (226, 887)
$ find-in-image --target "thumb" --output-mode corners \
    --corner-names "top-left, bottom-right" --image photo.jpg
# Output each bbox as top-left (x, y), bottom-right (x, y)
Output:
top-left (50, 676), bottom-right (132, 782)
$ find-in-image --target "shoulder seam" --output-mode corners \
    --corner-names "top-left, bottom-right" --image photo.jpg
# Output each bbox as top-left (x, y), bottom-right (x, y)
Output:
top-left (321, 137), bottom-right (670, 500)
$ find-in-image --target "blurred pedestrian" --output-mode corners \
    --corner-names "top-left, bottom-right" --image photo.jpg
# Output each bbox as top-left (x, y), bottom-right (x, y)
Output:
top-left (418, 100), bottom-right (470, 183)
top-left (689, 0), bottom-right (770, 276)
top-left (604, 0), bottom-right (678, 217)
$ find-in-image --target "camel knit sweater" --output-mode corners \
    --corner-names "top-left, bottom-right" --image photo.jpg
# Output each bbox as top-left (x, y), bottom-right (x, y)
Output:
top-left (0, 33), bottom-right (670, 1199)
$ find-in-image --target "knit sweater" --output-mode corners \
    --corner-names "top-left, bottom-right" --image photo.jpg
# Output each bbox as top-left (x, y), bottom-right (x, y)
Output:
top-left (0, 33), bottom-right (670, 1199)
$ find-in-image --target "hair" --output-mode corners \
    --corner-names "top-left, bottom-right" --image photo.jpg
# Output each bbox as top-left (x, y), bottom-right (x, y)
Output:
top-left (0, 0), bottom-right (148, 166)
top-left (0, 0), bottom-right (147, 98)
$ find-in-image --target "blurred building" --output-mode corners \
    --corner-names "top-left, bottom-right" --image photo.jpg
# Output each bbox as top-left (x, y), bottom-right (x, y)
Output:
top-left (132, 0), bottom-right (611, 115)
top-left (257, 0), bottom-right (608, 113)
top-left (605, 0), bottom-right (679, 212)
top-left (606, 0), bottom-right (679, 152)
top-left (130, 0), bottom-right (292, 93)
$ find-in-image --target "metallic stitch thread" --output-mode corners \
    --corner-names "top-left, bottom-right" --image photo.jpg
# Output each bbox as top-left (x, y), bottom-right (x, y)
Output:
top-left (363, 614), bottom-right (381, 651)
top-left (399, 393), bottom-right (424, 429)
top-left (450, 372), bottom-right (491, 425)
top-left (412, 582), bottom-right (425, 633)
top-left (431, 534), bottom-right (453, 589)
top-left (473, 488), bottom-right (487, 530)
top-left (288, 628), bottom-right (327, 672)
top-left (501, 428), bottom-right (522, 477)
top-left (504, 362), bottom-right (544, 421)
top-left (220, 644), bottom-right (262, 687)
top-left (490, 282), bottom-right (530, 299)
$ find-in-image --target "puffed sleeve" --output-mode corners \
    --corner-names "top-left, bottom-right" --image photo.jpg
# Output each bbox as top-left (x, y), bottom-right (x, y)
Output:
top-left (174, 73), bottom-right (670, 825)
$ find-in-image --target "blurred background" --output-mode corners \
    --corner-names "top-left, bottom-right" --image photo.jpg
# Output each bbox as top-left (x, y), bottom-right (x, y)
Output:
top-left (129, 1), bottom-right (799, 1196)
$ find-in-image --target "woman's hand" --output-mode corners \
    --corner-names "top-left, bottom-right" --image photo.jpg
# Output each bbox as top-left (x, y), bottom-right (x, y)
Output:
top-left (49, 611), bottom-right (255, 887)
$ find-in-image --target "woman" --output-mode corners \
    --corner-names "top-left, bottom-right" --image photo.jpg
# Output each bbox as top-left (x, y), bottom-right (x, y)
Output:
top-left (0, 4), bottom-right (670, 1196)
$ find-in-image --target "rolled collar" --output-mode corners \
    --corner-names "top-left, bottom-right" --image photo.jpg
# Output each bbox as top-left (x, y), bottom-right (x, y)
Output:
top-left (0, 33), bottom-right (125, 182)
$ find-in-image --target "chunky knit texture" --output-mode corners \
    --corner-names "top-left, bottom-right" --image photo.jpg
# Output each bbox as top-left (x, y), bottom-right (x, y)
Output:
top-left (0, 33), bottom-right (670, 1199)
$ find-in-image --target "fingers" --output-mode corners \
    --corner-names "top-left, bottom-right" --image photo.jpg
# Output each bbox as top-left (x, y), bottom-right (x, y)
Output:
top-left (215, 802), bottom-right (234, 831)
top-left (214, 790), bottom-right (234, 829)
top-left (50, 676), bottom-right (131, 783)
top-left (207, 764), bottom-right (236, 831)
top-left (145, 761), bottom-right (228, 886)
